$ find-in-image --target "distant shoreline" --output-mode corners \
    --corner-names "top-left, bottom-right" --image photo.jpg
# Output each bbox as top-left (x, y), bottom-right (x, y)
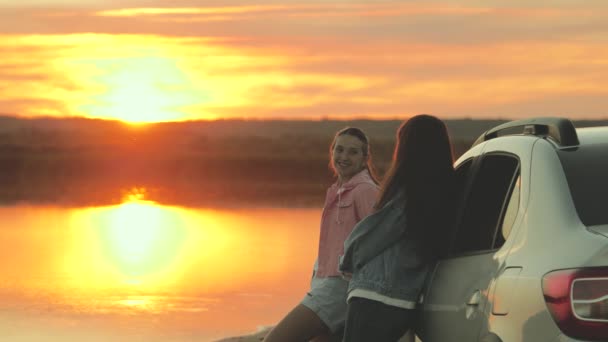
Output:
top-left (2, 116), bottom-right (606, 208)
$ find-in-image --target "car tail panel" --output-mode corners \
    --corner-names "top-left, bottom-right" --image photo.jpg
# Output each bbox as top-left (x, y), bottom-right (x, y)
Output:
top-left (572, 277), bottom-right (608, 321)
top-left (543, 268), bottom-right (608, 341)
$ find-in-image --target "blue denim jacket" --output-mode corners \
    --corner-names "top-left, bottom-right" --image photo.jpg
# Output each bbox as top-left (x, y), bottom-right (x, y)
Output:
top-left (338, 196), bottom-right (430, 302)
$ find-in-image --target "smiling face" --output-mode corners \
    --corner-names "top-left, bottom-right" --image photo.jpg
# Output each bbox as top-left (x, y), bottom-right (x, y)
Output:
top-left (332, 134), bottom-right (367, 183)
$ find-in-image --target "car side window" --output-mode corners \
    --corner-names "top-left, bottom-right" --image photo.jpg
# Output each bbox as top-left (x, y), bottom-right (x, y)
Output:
top-left (451, 154), bottom-right (519, 255)
top-left (497, 175), bottom-right (520, 246)
top-left (454, 159), bottom-right (473, 199)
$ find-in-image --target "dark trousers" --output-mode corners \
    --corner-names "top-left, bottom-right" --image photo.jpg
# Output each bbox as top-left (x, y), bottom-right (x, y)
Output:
top-left (342, 297), bottom-right (415, 342)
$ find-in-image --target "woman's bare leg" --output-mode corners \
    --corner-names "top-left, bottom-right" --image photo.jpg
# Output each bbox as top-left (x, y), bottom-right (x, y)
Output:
top-left (264, 304), bottom-right (329, 342)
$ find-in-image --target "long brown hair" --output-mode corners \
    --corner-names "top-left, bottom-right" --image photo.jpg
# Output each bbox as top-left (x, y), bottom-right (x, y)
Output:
top-left (329, 127), bottom-right (379, 184)
top-left (376, 115), bottom-right (456, 259)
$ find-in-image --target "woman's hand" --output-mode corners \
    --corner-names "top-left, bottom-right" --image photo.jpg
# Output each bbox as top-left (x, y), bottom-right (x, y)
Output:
top-left (341, 272), bottom-right (353, 281)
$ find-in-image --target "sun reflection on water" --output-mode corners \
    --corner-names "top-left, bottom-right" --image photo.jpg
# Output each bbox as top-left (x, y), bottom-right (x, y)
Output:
top-left (65, 192), bottom-right (272, 297)
top-left (68, 196), bottom-right (197, 291)
top-left (0, 202), bottom-right (321, 338)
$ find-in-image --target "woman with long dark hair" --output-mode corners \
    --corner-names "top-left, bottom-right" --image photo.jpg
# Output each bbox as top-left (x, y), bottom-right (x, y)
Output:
top-left (339, 115), bottom-right (456, 341)
top-left (265, 127), bottom-right (379, 342)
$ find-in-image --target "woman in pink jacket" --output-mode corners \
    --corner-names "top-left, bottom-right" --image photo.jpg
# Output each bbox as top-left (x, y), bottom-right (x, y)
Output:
top-left (265, 127), bottom-right (379, 341)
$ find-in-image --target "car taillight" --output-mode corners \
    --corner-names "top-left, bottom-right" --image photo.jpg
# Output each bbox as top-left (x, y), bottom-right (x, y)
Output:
top-left (542, 267), bottom-right (608, 341)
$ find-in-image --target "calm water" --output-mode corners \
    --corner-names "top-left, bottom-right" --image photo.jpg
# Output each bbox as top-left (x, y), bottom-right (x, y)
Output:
top-left (0, 201), bottom-right (321, 341)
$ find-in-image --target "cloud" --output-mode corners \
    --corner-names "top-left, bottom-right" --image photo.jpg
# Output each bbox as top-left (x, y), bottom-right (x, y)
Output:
top-left (3, 2), bottom-right (607, 43)
top-left (2, 32), bottom-right (608, 121)
top-left (1, 2), bottom-right (608, 120)
top-left (95, 5), bottom-right (297, 17)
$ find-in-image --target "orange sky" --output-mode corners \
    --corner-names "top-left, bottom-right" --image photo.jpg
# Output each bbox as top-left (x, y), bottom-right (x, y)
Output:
top-left (1, 1), bottom-right (608, 122)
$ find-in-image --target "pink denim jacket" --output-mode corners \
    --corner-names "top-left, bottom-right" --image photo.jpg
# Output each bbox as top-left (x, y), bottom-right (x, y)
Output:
top-left (315, 169), bottom-right (379, 278)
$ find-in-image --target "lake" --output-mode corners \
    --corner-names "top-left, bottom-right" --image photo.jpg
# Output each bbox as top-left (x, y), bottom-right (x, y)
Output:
top-left (0, 200), bottom-right (321, 341)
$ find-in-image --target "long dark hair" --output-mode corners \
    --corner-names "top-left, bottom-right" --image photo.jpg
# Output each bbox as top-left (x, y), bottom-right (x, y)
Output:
top-left (376, 115), bottom-right (456, 259)
top-left (329, 127), bottom-right (380, 184)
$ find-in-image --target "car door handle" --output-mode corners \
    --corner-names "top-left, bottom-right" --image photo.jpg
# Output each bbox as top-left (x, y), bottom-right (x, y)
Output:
top-left (466, 290), bottom-right (481, 306)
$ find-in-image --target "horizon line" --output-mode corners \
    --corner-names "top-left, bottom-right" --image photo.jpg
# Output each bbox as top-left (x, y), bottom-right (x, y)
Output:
top-left (2, 114), bottom-right (608, 125)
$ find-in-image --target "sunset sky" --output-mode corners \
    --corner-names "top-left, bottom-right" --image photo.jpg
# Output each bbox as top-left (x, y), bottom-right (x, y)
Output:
top-left (1, 0), bottom-right (608, 122)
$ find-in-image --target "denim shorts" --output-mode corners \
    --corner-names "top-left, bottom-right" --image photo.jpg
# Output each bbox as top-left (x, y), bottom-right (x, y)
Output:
top-left (300, 276), bottom-right (349, 333)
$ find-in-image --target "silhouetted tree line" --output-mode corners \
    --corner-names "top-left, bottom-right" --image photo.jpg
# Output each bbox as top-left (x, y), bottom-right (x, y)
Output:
top-left (0, 116), bottom-right (605, 207)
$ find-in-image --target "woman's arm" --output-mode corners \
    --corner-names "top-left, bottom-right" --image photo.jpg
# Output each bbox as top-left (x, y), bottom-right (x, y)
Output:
top-left (344, 202), bottom-right (408, 270)
top-left (353, 183), bottom-right (378, 222)
top-left (339, 183), bottom-right (378, 273)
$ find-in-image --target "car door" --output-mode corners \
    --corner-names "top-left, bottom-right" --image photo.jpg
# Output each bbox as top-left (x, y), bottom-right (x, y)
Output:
top-left (419, 153), bottom-right (521, 342)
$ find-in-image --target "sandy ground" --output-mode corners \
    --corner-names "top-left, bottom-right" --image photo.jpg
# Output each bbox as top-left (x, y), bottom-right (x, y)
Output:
top-left (216, 327), bottom-right (418, 342)
top-left (214, 327), bottom-right (272, 342)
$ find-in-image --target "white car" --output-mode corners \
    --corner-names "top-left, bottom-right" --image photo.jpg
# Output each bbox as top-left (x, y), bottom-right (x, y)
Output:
top-left (418, 118), bottom-right (608, 341)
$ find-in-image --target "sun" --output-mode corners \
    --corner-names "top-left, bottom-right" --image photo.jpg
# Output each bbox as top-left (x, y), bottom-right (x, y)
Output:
top-left (80, 56), bottom-right (206, 123)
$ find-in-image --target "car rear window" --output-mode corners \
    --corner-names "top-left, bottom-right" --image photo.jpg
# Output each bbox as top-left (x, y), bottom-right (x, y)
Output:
top-left (558, 144), bottom-right (608, 226)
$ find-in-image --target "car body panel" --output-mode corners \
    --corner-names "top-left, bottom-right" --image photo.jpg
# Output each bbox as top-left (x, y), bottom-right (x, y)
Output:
top-left (482, 139), bottom-right (608, 341)
top-left (421, 252), bottom-right (498, 341)
top-left (420, 136), bottom-right (535, 342)
top-left (420, 132), bottom-right (608, 342)
top-left (576, 127), bottom-right (608, 145)
top-left (589, 224), bottom-right (608, 238)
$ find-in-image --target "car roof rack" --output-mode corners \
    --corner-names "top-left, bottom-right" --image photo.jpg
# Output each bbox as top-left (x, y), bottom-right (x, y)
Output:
top-left (472, 117), bottom-right (580, 147)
